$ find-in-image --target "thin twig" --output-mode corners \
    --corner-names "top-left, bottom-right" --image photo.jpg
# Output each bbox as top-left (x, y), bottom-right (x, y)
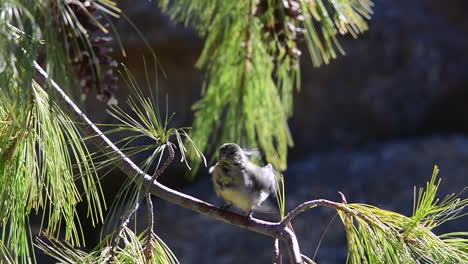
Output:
top-left (144, 192), bottom-right (155, 260)
top-left (282, 199), bottom-right (347, 226)
top-left (144, 143), bottom-right (174, 260)
top-left (152, 143), bottom-right (175, 180)
top-left (273, 238), bottom-right (281, 264)
top-left (102, 191), bottom-right (143, 263)
top-left (282, 197), bottom-right (376, 231)
top-left (312, 213), bottom-right (337, 261)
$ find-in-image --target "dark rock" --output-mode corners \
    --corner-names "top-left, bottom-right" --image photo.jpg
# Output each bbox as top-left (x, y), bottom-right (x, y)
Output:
top-left (291, 0), bottom-right (468, 154)
top-left (97, 0), bottom-right (468, 158)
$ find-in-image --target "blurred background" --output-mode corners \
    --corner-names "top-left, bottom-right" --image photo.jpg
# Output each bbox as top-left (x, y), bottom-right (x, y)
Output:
top-left (44, 0), bottom-right (468, 263)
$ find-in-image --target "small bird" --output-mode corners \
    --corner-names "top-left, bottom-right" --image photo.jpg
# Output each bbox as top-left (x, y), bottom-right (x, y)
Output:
top-left (209, 143), bottom-right (278, 216)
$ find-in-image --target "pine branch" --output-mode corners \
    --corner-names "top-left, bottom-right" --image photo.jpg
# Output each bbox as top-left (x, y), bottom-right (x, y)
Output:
top-left (33, 60), bottom-right (304, 263)
top-left (34, 62), bottom-right (308, 263)
top-left (162, 0), bottom-right (374, 174)
top-left (33, 61), bottom-right (468, 264)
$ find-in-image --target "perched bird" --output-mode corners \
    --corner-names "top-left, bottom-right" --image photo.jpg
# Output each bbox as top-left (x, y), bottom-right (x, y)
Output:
top-left (209, 143), bottom-right (278, 215)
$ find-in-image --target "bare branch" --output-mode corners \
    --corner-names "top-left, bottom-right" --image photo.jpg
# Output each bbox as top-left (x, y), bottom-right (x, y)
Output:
top-left (338, 191), bottom-right (347, 204)
top-left (32, 61), bottom-right (315, 264)
top-left (33, 60), bottom-right (279, 227)
top-left (281, 197), bottom-right (376, 231)
top-left (145, 143), bottom-right (174, 259)
top-left (283, 226), bottom-right (302, 264)
top-left (282, 199), bottom-right (346, 226)
top-left (273, 238), bottom-right (281, 264)
top-left (152, 143), bottom-right (175, 180)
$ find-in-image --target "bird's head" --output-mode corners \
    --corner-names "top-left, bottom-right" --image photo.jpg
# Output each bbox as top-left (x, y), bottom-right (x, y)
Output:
top-left (218, 143), bottom-right (246, 165)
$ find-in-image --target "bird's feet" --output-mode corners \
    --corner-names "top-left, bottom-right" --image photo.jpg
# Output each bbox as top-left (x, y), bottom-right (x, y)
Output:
top-left (246, 210), bottom-right (253, 221)
top-left (220, 203), bottom-right (232, 211)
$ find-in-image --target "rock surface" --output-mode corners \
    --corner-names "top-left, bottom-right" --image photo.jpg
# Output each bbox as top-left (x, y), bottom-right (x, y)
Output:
top-left (108, 0), bottom-right (468, 156)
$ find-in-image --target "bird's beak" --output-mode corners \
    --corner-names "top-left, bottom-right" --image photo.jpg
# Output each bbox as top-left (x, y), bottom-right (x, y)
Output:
top-left (219, 152), bottom-right (227, 160)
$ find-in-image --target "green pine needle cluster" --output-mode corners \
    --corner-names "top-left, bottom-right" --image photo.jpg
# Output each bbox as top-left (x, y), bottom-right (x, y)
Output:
top-left (301, 0), bottom-right (373, 66)
top-left (94, 65), bottom-right (202, 264)
top-left (276, 172), bottom-right (287, 219)
top-left (0, 0), bottom-right (119, 261)
top-left (337, 166), bottom-right (468, 264)
top-left (0, 78), bottom-right (105, 262)
top-left (159, 0), bottom-right (373, 174)
top-left (97, 65), bottom-right (206, 228)
top-left (36, 227), bottom-right (179, 264)
top-left (105, 66), bottom-right (206, 172)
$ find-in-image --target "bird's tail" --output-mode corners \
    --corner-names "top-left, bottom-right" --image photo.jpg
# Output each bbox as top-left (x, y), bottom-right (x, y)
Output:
top-left (253, 199), bottom-right (278, 214)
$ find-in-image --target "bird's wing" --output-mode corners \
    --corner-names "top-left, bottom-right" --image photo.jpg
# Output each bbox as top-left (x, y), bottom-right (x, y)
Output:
top-left (246, 162), bottom-right (277, 193)
top-left (261, 163), bottom-right (278, 193)
top-left (242, 148), bottom-right (261, 158)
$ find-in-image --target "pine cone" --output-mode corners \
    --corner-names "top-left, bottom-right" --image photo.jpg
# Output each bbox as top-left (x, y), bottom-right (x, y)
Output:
top-left (256, 0), bottom-right (305, 63)
top-left (53, 0), bottom-right (119, 104)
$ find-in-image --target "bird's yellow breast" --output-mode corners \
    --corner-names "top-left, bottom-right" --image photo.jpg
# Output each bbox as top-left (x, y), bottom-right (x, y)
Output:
top-left (218, 188), bottom-right (253, 212)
